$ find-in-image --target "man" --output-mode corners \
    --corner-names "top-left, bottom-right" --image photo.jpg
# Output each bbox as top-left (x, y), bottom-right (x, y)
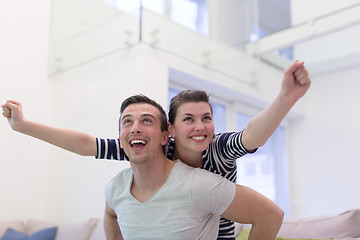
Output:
top-left (103, 94), bottom-right (283, 240)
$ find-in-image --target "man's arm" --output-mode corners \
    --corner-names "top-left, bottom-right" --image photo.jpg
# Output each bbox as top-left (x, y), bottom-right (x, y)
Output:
top-left (104, 202), bottom-right (123, 240)
top-left (1, 100), bottom-right (97, 156)
top-left (241, 60), bottom-right (311, 151)
top-left (221, 185), bottom-right (284, 240)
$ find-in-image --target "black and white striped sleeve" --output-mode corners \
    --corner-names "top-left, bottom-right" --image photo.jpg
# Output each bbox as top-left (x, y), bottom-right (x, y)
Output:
top-left (95, 138), bottom-right (128, 161)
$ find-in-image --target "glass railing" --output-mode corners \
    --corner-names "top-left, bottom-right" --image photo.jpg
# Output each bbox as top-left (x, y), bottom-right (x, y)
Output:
top-left (49, 1), bottom-right (141, 74)
top-left (48, 0), bottom-right (259, 85)
top-left (140, 9), bottom-right (259, 85)
top-left (245, 2), bottom-right (360, 73)
top-left (49, 0), bottom-right (360, 80)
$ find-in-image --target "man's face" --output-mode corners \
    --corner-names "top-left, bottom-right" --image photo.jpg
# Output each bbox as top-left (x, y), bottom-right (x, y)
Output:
top-left (119, 103), bottom-right (168, 164)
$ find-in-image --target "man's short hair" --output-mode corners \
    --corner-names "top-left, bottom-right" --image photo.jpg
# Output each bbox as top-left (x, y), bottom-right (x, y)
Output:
top-left (119, 94), bottom-right (168, 133)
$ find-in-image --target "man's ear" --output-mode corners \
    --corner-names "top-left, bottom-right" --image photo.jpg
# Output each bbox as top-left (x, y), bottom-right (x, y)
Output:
top-left (161, 131), bottom-right (169, 145)
top-left (167, 122), bottom-right (175, 138)
top-left (119, 137), bottom-right (122, 148)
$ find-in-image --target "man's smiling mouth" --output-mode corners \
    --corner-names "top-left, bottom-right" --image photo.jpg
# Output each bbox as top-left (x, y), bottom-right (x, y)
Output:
top-left (130, 139), bottom-right (147, 147)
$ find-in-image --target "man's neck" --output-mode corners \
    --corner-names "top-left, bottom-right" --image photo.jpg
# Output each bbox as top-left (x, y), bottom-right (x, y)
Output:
top-left (130, 155), bottom-right (175, 203)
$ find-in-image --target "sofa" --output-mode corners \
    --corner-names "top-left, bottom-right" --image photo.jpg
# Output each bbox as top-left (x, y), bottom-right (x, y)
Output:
top-left (236, 208), bottom-right (360, 240)
top-left (1, 209), bottom-right (359, 240)
top-left (0, 218), bottom-right (106, 240)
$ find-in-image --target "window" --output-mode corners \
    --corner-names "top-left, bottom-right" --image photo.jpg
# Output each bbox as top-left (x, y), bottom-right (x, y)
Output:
top-left (103, 0), bottom-right (141, 12)
top-left (168, 87), bottom-right (179, 104)
top-left (250, 0), bottom-right (291, 39)
top-left (170, 0), bottom-right (209, 35)
top-left (236, 112), bottom-right (290, 216)
top-left (209, 101), bottom-right (226, 133)
top-left (250, 0), bottom-right (293, 60)
top-left (105, 0), bottom-right (209, 35)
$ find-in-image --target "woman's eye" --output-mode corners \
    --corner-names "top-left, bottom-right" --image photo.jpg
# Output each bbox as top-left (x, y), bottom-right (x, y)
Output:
top-left (203, 116), bottom-right (212, 121)
top-left (184, 117), bottom-right (192, 122)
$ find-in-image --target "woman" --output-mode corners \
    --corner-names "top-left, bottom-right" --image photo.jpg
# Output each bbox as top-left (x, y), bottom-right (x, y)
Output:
top-left (2, 61), bottom-right (310, 239)
top-left (168, 89), bottom-right (254, 239)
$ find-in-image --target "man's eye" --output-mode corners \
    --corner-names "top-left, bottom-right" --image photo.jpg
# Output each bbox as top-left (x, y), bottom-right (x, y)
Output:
top-left (123, 119), bottom-right (131, 125)
top-left (144, 118), bottom-right (152, 123)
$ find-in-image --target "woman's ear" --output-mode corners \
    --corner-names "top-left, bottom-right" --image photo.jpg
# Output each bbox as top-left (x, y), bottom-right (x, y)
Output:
top-left (167, 122), bottom-right (175, 138)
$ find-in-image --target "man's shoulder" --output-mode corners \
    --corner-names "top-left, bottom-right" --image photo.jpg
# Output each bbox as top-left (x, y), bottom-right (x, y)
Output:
top-left (109, 167), bottom-right (132, 186)
top-left (105, 167), bottom-right (132, 205)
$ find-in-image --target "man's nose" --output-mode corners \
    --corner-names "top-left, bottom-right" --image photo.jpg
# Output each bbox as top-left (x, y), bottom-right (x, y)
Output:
top-left (131, 121), bottom-right (142, 133)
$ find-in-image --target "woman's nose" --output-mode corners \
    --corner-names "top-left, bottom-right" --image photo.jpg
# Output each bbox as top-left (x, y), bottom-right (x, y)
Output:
top-left (194, 121), bottom-right (205, 131)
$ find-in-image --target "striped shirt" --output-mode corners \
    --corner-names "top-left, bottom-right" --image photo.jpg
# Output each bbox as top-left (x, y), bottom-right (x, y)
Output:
top-left (96, 131), bottom-right (255, 240)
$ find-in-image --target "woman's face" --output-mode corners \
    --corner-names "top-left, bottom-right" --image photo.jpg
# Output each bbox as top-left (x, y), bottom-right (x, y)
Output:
top-left (169, 102), bottom-right (215, 154)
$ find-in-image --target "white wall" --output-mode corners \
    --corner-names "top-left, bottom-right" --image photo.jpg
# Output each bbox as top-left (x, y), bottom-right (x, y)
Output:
top-left (288, 0), bottom-right (360, 218)
top-left (288, 65), bottom-right (360, 218)
top-left (207, 0), bottom-right (252, 48)
top-left (0, 0), bottom-right (52, 221)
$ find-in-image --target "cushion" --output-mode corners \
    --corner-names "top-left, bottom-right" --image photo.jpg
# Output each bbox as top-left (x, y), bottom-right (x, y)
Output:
top-left (278, 209), bottom-right (360, 239)
top-left (233, 222), bottom-right (243, 238)
top-left (26, 219), bottom-right (99, 240)
top-left (0, 221), bottom-right (26, 238)
top-left (236, 228), bottom-right (332, 240)
top-left (1, 227), bottom-right (57, 240)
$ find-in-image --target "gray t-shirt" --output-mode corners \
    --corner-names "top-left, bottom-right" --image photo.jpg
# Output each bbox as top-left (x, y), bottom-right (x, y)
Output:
top-left (105, 160), bottom-right (236, 240)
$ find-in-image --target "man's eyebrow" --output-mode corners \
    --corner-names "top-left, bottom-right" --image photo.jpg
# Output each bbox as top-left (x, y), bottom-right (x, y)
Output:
top-left (121, 113), bottom-right (157, 121)
top-left (121, 114), bottom-right (132, 121)
top-left (141, 113), bottom-right (156, 120)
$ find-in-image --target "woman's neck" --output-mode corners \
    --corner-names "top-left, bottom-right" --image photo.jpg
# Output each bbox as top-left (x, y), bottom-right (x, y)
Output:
top-left (173, 150), bottom-right (203, 168)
